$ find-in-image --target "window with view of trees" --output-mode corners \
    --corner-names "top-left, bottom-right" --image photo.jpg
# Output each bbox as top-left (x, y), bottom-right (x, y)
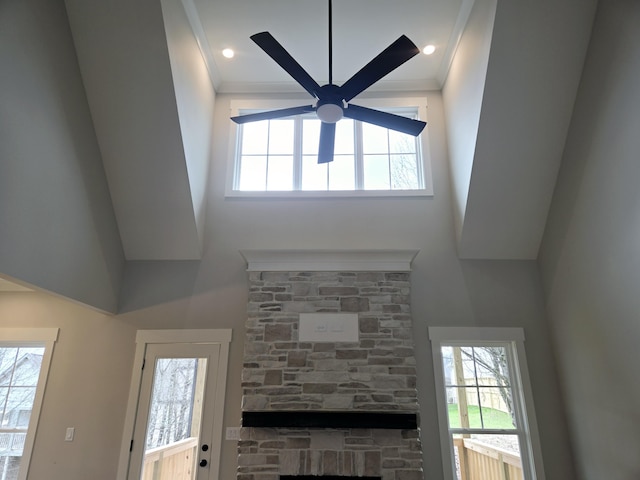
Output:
top-left (429, 328), bottom-right (545, 480)
top-left (227, 100), bottom-right (431, 196)
top-left (0, 329), bottom-right (57, 480)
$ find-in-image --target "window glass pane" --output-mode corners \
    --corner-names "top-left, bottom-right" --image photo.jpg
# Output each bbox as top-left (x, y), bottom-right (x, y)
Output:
top-left (238, 156), bottom-right (267, 191)
top-left (390, 154), bottom-right (419, 189)
top-left (478, 387), bottom-right (516, 429)
top-left (241, 121), bottom-right (269, 155)
top-left (12, 349), bottom-right (43, 386)
top-left (268, 120), bottom-right (294, 154)
top-left (145, 358), bottom-right (201, 450)
top-left (388, 129), bottom-right (416, 154)
top-left (302, 118), bottom-right (321, 155)
top-left (335, 120), bottom-right (354, 155)
top-left (443, 347), bottom-right (474, 386)
top-left (301, 156), bottom-right (327, 190)
top-left (267, 156), bottom-right (294, 191)
top-left (362, 123), bottom-right (388, 153)
top-left (447, 386), bottom-right (482, 428)
top-left (329, 155), bottom-right (355, 190)
top-left (473, 347), bottom-right (511, 386)
top-left (452, 433), bottom-right (522, 480)
top-left (3, 387), bottom-right (36, 427)
top-left (0, 349), bottom-right (18, 386)
top-left (363, 155), bottom-right (390, 189)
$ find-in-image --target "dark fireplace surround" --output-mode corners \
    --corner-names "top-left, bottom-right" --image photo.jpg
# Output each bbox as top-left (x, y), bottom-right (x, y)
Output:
top-left (239, 250), bottom-right (423, 480)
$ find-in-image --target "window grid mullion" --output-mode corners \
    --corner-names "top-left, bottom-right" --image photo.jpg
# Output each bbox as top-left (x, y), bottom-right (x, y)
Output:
top-left (264, 121), bottom-right (271, 191)
top-left (293, 116), bottom-right (303, 190)
top-left (386, 128), bottom-right (392, 189)
top-left (354, 121), bottom-right (364, 189)
top-left (471, 347), bottom-right (485, 429)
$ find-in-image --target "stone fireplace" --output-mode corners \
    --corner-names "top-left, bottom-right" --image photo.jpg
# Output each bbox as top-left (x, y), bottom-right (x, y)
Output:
top-left (238, 251), bottom-right (423, 480)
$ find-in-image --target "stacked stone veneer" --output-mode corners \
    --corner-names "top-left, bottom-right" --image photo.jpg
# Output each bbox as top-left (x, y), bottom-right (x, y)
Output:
top-left (239, 270), bottom-right (423, 480)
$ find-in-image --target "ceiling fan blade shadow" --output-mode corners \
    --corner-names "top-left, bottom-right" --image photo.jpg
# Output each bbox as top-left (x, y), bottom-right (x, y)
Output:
top-left (344, 104), bottom-right (426, 136)
top-left (251, 32), bottom-right (322, 98)
top-left (231, 105), bottom-right (315, 124)
top-left (339, 35), bottom-right (420, 103)
top-left (318, 122), bottom-right (336, 164)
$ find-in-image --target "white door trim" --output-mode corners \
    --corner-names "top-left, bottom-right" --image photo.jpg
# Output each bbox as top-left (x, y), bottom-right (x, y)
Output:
top-left (117, 329), bottom-right (232, 480)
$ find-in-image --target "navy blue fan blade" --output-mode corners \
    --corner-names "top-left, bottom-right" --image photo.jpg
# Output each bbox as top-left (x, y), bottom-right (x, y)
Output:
top-left (251, 32), bottom-right (322, 98)
top-left (231, 105), bottom-right (315, 124)
top-left (344, 104), bottom-right (426, 136)
top-left (340, 35), bottom-right (420, 103)
top-left (318, 122), bottom-right (336, 164)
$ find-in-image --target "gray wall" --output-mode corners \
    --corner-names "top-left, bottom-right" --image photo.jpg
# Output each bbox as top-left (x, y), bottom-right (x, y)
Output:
top-left (0, 0), bottom-right (124, 312)
top-left (539, 1), bottom-right (640, 478)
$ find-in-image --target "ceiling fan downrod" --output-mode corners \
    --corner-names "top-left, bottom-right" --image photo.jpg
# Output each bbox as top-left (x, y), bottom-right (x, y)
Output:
top-left (328, 0), bottom-right (333, 86)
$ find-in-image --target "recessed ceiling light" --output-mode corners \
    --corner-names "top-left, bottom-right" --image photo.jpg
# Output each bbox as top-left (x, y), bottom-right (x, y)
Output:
top-left (222, 48), bottom-right (235, 59)
top-left (422, 45), bottom-right (436, 55)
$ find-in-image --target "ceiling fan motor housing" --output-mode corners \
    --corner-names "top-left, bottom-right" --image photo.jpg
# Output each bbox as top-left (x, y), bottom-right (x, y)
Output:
top-left (316, 85), bottom-right (345, 123)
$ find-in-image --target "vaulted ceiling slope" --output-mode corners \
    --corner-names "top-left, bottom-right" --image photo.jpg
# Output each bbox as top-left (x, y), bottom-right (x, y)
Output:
top-left (452, 0), bottom-right (597, 259)
top-left (65, 0), bottom-right (212, 261)
top-left (62, 0), bottom-right (597, 267)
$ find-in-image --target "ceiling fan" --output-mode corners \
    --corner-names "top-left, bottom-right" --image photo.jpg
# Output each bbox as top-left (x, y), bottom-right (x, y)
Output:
top-left (230, 0), bottom-right (427, 164)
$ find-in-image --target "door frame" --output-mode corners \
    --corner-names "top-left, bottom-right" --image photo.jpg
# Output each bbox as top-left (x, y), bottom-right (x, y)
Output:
top-left (116, 329), bottom-right (232, 480)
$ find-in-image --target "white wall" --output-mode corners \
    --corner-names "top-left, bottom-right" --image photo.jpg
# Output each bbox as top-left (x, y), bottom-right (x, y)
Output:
top-left (0, 0), bottom-right (124, 313)
top-left (539, 1), bottom-right (640, 478)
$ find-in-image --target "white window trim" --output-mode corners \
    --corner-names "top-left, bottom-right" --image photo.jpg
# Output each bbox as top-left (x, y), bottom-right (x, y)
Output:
top-left (116, 329), bottom-right (232, 480)
top-left (226, 97), bottom-right (433, 198)
top-left (428, 327), bottom-right (546, 480)
top-left (0, 328), bottom-right (59, 480)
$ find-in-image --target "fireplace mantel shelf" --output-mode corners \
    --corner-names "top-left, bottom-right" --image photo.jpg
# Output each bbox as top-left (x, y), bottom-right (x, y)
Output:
top-left (239, 249), bottom-right (419, 272)
top-left (242, 411), bottom-right (418, 430)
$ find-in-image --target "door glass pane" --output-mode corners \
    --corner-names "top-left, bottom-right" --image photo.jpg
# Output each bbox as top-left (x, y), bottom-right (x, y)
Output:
top-left (140, 357), bottom-right (207, 480)
top-left (0, 346), bottom-right (45, 480)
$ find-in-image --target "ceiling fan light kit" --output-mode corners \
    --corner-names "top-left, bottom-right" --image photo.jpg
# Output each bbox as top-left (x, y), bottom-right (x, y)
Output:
top-left (230, 0), bottom-right (427, 164)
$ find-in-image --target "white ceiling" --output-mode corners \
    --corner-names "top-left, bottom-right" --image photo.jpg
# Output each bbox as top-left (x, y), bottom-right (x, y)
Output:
top-left (189, 0), bottom-right (472, 93)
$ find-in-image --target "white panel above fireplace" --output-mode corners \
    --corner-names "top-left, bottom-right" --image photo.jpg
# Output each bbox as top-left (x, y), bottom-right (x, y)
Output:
top-left (239, 249), bottom-right (420, 272)
top-left (299, 313), bottom-right (359, 342)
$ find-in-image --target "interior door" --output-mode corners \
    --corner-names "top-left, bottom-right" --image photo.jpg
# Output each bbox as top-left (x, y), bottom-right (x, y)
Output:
top-left (127, 343), bottom-right (221, 480)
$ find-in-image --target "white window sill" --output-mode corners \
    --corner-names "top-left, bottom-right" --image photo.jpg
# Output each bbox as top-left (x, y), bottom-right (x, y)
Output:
top-left (224, 189), bottom-right (433, 199)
